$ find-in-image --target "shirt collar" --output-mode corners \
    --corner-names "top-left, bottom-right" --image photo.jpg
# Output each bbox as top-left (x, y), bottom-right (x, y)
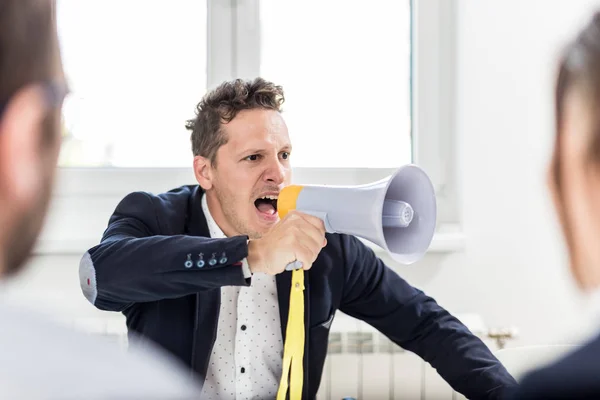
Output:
top-left (201, 192), bottom-right (227, 239)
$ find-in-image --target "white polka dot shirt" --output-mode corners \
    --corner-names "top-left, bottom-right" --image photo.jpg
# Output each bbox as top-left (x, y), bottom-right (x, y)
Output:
top-left (200, 193), bottom-right (284, 400)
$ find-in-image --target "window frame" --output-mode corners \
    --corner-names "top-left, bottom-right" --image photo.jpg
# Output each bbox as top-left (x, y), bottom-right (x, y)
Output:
top-left (37, 0), bottom-right (464, 255)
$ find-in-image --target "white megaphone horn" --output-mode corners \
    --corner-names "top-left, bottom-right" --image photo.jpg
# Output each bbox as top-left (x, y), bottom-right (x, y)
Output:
top-left (277, 164), bottom-right (437, 266)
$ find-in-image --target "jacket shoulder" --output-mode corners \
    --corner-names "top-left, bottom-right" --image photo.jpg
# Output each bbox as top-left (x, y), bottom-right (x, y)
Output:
top-left (321, 233), bottom-right (378, 270)
top-left (113, 185), bottom-right (200, 235)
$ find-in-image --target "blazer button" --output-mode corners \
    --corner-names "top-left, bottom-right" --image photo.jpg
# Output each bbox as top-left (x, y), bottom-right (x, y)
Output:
top-left (207, 253), bottom-right (217, 266)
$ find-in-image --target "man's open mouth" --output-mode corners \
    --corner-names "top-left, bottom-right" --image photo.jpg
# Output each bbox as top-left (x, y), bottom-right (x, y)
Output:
top-left (254, 195), bottom-right (278, 215)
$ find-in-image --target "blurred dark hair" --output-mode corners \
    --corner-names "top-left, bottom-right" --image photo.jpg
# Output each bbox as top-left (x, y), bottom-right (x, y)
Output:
top-left (0, 0), bottom-right (57, 106)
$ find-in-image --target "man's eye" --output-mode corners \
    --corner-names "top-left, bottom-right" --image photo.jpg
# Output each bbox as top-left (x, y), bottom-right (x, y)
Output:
top-left (281, 152), bottom-right (289, 160)
top-left (246, 154), bottom-right (259, 161)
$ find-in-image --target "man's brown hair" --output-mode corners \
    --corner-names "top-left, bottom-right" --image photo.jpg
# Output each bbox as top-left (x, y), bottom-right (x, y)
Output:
top-left (0, 0), bottom-right (57, 105)
top-left (185, 77), bottom-right (285, 166)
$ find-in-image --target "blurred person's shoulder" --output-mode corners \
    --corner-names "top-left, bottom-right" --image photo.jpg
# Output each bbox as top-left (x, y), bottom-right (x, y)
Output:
top-left (512, 333), bottom-right (600, 399)
top-left (0, 300), bottom-right (202, 399)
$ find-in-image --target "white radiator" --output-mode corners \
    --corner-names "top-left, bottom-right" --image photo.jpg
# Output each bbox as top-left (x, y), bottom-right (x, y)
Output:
top-left (316, 329), bottom-right (463, 400)
top-left (315, 313), bottom-right (502, 400)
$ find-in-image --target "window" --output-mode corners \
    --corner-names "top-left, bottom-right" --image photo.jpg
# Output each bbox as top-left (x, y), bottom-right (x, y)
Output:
top-left (259, 1), bottom-right (412, 168)
top-left (56, 0), bottom-right (411, 169)
top-left (56, 0), bottom-right (207, 167)
top-left (41, 0), bottom-right (462, 255)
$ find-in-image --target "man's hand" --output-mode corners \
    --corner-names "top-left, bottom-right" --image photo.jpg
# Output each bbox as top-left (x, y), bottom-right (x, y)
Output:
top-left (247, 211), bottom-right (327, 275)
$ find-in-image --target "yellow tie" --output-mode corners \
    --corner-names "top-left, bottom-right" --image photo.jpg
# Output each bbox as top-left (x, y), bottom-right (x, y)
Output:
top-left (276, 268), bottom-right (305, 400)
top-left (276, 185), bottom-right (306, 400)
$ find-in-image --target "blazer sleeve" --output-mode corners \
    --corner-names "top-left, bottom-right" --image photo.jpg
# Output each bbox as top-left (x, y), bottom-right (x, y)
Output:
top-left (338, 234), bottom-right (518, 399)
top-left (79, 191), bottom-right (250, 312)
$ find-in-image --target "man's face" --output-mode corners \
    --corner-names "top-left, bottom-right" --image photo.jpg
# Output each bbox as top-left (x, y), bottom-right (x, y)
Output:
top-left (201, 109), bottom-right (292, 239)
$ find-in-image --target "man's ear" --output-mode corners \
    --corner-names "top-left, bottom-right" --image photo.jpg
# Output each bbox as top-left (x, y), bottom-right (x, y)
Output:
top-left (0, 85), bottom-right (46, 209)
top-left (193, 155), bottom-right (214, 190)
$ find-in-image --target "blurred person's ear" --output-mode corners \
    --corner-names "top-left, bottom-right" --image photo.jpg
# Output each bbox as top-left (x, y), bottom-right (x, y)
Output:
top-left (0, 85), bottom-right (47, 210)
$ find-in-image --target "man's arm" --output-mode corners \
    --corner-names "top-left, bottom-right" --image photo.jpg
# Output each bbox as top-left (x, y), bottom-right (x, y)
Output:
top-left (79, 191), bottom-right (250, 312)
top-left (338, 234), bottom-right (518, 399)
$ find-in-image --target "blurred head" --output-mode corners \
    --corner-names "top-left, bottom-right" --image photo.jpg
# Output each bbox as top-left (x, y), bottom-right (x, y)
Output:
top-left (0, 0), bottom-right (66, 278)
top-left (187, 78), bottom-right (291, 239)
top-left (551, 11), bottom-right (600, 291)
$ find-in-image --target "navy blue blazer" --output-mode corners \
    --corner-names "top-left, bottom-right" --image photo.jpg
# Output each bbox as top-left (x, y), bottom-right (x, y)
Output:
top-left (80, 185), bottom-right (517, 399)
top-left (506, 334), bottom-right (600, 399)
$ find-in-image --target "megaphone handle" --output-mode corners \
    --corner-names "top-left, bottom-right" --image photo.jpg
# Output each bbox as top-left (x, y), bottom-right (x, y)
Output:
top-left (285, 260), bottom-right (304, 271)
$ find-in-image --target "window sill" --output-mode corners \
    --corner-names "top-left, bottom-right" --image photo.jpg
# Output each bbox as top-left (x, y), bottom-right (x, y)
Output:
top-left (33, 225), bottom-right (465, 256)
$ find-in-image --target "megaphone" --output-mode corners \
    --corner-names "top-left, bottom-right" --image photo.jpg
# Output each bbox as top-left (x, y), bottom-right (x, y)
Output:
top-left (275, 164), bottom-right (436, 400)
top-left (277, 164), bottom-right (437, 265)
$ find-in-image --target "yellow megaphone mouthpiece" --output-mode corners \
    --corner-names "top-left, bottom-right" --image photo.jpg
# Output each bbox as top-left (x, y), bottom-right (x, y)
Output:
top-left (277, 185), bottom-right (304, 220)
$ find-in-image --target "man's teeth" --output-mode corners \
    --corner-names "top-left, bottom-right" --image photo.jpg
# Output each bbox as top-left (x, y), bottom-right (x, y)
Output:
top-left (260, 195), bottom-right (278, 200)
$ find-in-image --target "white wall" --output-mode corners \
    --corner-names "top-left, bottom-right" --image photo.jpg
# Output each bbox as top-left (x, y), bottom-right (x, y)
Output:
top-left (387, 0), bottom-right (600, 348)
top-left (5, 0), bottom-right (600, 363)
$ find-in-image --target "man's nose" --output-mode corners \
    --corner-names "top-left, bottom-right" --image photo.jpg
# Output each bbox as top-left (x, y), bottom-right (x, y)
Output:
top-left (264, 158), bottom-right (286, 185)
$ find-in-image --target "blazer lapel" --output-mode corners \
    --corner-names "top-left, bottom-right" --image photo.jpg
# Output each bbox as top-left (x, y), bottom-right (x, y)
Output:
top-left (276, 272), bottom-right (292, 338)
